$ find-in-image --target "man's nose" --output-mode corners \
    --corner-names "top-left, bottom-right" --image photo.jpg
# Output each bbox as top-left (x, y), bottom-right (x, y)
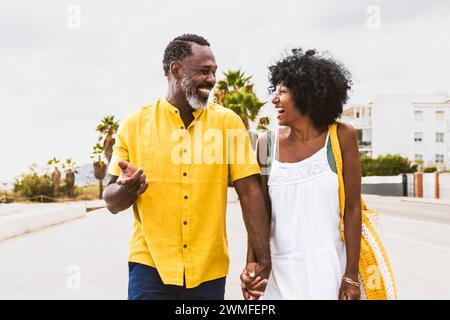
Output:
top-left (206, 73), bottom-right (216, 86)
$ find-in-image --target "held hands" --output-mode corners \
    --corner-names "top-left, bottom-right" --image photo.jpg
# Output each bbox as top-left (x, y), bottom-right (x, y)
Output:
top-left (240, 262), bottom-right (269, 300)
top-left (117, 160), bottom-right (149, 196)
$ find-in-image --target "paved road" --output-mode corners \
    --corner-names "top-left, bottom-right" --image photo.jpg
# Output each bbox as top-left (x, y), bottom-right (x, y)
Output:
top-left (0, 192), bottom-right (449, 299)
top-left (364, 195), bottom-right (450, 299)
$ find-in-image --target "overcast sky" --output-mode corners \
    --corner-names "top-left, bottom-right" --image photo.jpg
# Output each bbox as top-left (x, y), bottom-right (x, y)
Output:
top-left (1, 0), bottom-right (450, 181)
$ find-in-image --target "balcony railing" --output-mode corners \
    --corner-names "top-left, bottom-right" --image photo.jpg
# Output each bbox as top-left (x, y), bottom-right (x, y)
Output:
top-left (359, 141), bottom-right (372, 147)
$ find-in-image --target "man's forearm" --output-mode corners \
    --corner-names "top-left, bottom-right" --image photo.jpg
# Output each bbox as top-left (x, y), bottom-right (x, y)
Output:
top-left (103, 183), bottom-right (138, 214)
top-left (246, 240), bottom-right (256, 263)
top-left (239, 190), bottom-right (271, 264)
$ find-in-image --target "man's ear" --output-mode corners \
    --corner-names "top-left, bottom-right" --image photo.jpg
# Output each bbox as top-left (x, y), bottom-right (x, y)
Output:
top-left (169, 61), bottom-right (183, 80)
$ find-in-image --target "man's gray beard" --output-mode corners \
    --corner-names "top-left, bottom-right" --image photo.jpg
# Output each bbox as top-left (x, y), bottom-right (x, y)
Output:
top-left (180, 77), bottom-right (209, 110)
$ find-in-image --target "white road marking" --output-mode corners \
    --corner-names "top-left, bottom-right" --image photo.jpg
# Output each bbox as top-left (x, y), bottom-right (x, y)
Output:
top-left (380, 214), bottom-right (450, 228)
top-left (384, 233), bottom-right (450, 253)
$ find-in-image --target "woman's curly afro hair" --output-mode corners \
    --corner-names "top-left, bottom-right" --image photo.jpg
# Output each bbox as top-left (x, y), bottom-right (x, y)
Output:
top-left (268, 48), bottom-right (352, 127)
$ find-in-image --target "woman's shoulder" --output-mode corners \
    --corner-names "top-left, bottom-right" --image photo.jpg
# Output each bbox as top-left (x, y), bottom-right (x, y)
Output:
top-left (335, 121), bottom-right (358, 151)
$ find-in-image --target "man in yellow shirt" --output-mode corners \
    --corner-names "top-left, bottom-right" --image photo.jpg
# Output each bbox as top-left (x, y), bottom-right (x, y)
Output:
top-left (103, 34), bottom-right (270, 300)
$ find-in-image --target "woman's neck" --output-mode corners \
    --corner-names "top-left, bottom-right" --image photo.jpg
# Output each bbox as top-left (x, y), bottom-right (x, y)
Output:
top-left (287, 116), bottom-right (326, 143)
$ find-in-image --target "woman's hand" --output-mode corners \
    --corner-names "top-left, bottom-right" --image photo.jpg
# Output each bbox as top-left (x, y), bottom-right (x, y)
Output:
top-left (240, 262), bottom-right (268, 300)
top-left (339, 277), bottom-right (361, 300)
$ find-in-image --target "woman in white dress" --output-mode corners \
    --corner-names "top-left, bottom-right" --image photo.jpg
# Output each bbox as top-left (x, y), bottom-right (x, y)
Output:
top-left (240, 48), bottom-right (362, 300)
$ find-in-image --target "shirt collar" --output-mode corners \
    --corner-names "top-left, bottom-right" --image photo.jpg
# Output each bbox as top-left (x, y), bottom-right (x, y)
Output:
top-left (161, 97), bottom-right (207, 118)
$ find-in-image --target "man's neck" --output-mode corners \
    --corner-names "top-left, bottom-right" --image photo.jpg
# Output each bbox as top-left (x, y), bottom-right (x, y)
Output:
top-left (166, 91), bottom-right (196, 128)
top-left (166, 91), bottom-right (194, 115)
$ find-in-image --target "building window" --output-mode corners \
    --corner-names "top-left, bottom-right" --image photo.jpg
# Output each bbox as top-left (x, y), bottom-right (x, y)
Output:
top-left (436, 111), bottom-right (445, 120)
top-left (436, 154), bottom-right (444, 163)
top-left (414, 132), bottom-right (423, 142)
top-left (414, 110), bottom-right (423, 120)
top-left (436, 132), bottom-right (444, 142)
top-left (414, 154), bottom-right (423, 162)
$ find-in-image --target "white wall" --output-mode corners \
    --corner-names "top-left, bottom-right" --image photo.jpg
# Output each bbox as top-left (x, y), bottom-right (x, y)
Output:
top-left (372, 94), bottom-right (450, 170)
top-left (423, 173), bottom-right (436, 199)
top-left (414, 105), bottom-right (450, 167)
top-left (372, 95), bottom-right (414, 159)
top-left (440, 173), bottom-right (450, 200)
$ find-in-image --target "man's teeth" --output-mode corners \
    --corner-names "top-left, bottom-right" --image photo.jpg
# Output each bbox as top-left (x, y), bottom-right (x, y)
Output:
top-left (198, 88), bottom-right (211, 94)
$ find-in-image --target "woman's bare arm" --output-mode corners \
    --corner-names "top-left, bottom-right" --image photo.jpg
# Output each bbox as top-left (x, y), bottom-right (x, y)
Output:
top-left (337, 122), bottom-right (362, 281)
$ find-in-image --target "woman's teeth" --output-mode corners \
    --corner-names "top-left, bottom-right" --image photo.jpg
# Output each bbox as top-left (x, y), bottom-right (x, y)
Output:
top-left (276, 107), bottom-right (285, 119)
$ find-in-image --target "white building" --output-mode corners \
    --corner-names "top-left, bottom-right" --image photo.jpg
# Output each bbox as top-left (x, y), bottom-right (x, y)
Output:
top-left (341, 93), bottom-right (450, 170)
top-left (341, 104), bottom-right (373, 157)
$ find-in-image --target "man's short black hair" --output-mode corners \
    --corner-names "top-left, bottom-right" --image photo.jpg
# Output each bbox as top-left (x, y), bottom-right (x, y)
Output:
top-left (163, 34), bottom-right (210, 76)
top-left (269, 48), bottom-right (352, 128)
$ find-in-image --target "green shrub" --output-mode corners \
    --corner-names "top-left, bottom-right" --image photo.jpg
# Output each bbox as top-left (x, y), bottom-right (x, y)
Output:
top-left (13, 164), bottom-right (54, 202)
top-left (0, 189), bottom-right (15, 203)
top-left (361, 154), bottom-right (417, 176)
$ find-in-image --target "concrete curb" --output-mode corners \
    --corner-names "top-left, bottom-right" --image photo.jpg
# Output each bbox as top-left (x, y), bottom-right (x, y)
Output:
top-left (401, 198), bottom-right (450, 206)
top-left (363, 194), bottom-right (450, 206)
top-left (0, 204), bottom-right (87, 241)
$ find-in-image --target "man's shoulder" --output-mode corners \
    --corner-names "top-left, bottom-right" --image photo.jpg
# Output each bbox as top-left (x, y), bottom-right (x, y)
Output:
top-left (207, 102), bottom-right (242, 122)
top-left (120, 100), bottom-right (159, 127)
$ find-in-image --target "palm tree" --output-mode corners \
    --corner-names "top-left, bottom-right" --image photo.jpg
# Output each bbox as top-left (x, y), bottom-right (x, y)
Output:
top-left (62, 158), bottom-right (78, 198)
top-left (96, 116), bottom-right (119, 163)
top-left (214, 70), bottom-right (267, 147)
top-left (91, 143), bottom-right (107, 199)
top-left (257, 116), bottom-right (270, 131)
top-left (47, 157), bottom-right (61, 198)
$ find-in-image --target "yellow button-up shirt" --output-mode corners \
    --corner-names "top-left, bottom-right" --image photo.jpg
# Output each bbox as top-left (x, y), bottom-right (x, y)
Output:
top-left (108, 97), bottom-right (260, 288)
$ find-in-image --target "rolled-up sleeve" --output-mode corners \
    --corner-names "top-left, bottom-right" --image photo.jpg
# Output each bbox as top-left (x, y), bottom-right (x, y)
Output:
top-left (107, 118), bottom-right (130, 177)
top-left (227, 113), bottom-right (261, 182)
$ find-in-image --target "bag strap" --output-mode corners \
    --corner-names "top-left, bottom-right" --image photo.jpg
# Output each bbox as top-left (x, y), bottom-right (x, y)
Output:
top-left (256, 130), bottom-right (276, 177)
top-left (328, 123), bottom-right (346, 240)
top-left (328, 122), bottom-right (368, 241)
top-left (267, 129), bottom-right (274, 172)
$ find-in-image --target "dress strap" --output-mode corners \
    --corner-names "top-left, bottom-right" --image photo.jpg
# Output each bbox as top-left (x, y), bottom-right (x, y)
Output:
top-left (273, 128), bottom-right (280, 161)
top-left (324, 131), bottom-right (330, 149)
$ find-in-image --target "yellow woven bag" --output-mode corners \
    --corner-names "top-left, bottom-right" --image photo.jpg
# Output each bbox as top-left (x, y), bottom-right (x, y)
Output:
top-left (328, 123), bottom-right (398, 300)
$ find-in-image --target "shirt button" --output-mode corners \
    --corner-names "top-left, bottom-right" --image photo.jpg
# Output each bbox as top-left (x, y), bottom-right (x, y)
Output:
top-left (183, 172), bottom-right (187, 176)
top-left (183, 244), bottom-right (187, 249)
top-left (183, 221), bottom-right (187, 225)
top-left (175, 110), bottom-right (178, 114)
top-left (180, 126), bottom-right (184, 130)
top-left (183, 149), bottom-right (187, 153)
top-left (184, 195), bottom-right (188, 199)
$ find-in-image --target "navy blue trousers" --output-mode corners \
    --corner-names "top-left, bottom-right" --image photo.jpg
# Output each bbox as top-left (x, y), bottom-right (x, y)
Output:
top-left (128, 262), bottom-right (226, 300)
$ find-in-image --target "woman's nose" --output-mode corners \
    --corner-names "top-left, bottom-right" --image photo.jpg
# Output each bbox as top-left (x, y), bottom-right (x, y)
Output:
top-left (272, 94), bottom-right (279, 105)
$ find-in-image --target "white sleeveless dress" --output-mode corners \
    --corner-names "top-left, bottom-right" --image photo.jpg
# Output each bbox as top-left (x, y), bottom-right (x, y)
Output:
top-left (262, 129), bottom-right (347, 300)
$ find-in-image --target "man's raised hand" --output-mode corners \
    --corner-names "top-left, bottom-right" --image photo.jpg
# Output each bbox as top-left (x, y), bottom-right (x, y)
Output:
top-left (117, 160), bottom-right (148, 195)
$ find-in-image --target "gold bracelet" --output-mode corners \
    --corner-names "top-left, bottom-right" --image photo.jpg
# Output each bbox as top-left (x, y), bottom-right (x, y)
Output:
top-left (343, 276), bottom-right (360, 287)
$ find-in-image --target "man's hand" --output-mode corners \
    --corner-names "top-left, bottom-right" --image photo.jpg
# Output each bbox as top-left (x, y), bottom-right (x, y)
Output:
top-left (240, 262), bottom-right (269, 300)
top-left (117, 160), bottom-right (148, 196)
